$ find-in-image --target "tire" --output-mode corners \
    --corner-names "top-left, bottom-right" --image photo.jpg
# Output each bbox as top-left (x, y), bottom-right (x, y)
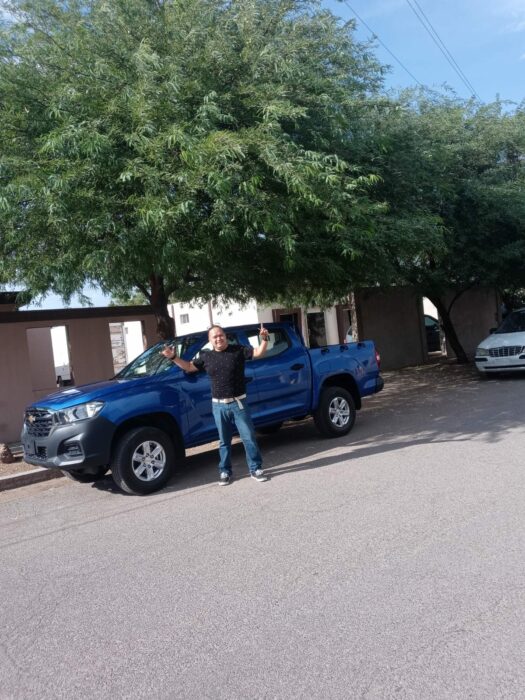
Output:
top-left (257, 422), bottom-right (283, 435)
top-left (111, 427), bottom-right (175, 495)
top-left (62, 466), bottom-right (109, 483)
top-left (313, 387), bottom-right (356, 437)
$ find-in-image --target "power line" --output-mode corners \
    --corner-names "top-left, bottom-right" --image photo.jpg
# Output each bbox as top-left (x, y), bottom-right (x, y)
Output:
top-left (341, 0), bottom-right (424, 88)
top-left (406, 0), bottom-right (480, 99)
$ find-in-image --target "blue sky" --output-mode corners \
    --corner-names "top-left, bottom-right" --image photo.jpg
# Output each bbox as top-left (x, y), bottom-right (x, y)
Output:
top-left (18, 0), bottom-right (524, 310)
top-left (326, 0), bottom-right (524, 104)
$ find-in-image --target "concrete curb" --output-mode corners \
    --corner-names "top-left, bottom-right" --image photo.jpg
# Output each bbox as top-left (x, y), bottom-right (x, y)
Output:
top-left (0, 468), bottom-right (64, 492)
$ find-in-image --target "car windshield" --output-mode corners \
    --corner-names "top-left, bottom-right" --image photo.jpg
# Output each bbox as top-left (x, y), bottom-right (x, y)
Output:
top-left (115, 335), bottom-right (202, 379)
top-left (496, 311), bottom-right (525, 334)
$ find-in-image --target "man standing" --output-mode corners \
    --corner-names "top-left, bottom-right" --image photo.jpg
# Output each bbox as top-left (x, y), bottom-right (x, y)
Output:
top-left (162, 324), bottom-right (269, 485)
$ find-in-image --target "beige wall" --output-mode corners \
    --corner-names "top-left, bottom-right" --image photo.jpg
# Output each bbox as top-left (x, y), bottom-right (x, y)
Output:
top-left (355, 287), bottom-right (427, 370)
top-left (0, 324), bottom-right (35, 445)
top-left (354, 286), bottom-right (500, 368)
top-left (0, 309), bottom-right (158, 444)
top-left (444, 288), bottom-right (500, 359)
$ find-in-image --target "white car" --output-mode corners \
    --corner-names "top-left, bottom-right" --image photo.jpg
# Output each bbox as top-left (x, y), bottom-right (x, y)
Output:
top-left (475, 309), bottom-right (525, 374)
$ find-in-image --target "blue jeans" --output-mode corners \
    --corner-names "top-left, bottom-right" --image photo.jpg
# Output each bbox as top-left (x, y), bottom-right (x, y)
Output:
top-left (211, 399), bottom-right (262, 475)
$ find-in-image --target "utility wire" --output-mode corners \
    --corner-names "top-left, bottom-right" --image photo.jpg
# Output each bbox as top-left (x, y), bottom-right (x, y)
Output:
top-left (341, 0), bottom-right (424, 88)
top-left (406, 0), bottom-right (480, 99)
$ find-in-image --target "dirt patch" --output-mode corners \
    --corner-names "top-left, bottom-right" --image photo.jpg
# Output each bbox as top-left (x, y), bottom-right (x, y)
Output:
top-left (0, 457), bottom-right (40, 477)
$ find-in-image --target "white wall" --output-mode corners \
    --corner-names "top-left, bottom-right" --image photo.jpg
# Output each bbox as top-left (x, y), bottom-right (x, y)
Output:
top-left (214, 299), bottom-right (260, 327)
top-left (169, 300), bottom-right (262, 334)
top-left (169, 301), bottom-right (212, 335)
top-left (169, 299), bottom-right (342, 346)
top-left (254, 305), bottom-right (274, 325)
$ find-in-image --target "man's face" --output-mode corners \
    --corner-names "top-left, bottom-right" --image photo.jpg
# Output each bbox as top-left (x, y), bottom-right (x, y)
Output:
top-left (209, 327), bottom-right (227, 352)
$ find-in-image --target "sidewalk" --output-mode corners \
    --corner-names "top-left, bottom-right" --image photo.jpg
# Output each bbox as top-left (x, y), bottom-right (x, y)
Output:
top-left (0, 444), bottom-right (63, 492)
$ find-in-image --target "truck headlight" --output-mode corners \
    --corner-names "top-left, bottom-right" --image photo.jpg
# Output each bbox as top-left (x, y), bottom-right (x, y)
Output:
top-left (476, 347), bottom-right (489, 357)
top-left (55, 401), bottom-right (104, 424)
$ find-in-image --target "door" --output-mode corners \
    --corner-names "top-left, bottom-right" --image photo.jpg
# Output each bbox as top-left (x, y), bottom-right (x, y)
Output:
top-left (242, 327), bottom-right (312, 424)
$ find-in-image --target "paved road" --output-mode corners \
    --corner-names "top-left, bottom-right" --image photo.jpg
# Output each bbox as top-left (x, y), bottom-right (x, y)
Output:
top-left (1, 364), bottom-right (524, 699)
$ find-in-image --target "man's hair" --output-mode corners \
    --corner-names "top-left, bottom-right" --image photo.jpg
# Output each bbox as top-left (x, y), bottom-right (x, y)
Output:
top-left (208, 324), bottom-right (225, 338)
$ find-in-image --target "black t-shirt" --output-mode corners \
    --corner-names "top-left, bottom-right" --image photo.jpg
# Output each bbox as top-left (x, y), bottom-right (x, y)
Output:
top-left (192, 345), bottom-right (254, 399)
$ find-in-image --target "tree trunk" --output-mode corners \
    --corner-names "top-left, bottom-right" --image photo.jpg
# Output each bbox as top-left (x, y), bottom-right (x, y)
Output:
top-left (428, 294), bottom-right (469, 364)
top-left (149, 275), bottom-right (175, 339)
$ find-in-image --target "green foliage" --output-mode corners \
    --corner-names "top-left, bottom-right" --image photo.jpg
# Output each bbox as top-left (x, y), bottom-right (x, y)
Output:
top-left (361, 90), bottom-right (525, 296)
top-left (3, 1), bottom-right (523, 350)
top-left (354, 89), bottom-right (525, 360)
top-left (0, 0), bottom-right (385, 331)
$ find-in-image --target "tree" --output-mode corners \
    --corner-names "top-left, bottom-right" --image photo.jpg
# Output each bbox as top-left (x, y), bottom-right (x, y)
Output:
top-left (0, 0), bottom-right (384, 337)
top-left (352, 90), bottom-right (525, 362)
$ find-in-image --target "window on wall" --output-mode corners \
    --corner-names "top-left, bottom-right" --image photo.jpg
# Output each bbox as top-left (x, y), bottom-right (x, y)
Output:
top-left (272, 308), bottom-right (302, 333)
top-left (277, 312), bottom-right (300, 330)
top-left (344, 308), bottom-right (353, 341)
top-left (307, 312), bottom-right (327, 348)
top-left (109, 320), bottom-right (145, 375)
top-left (336, 302), bottom-right (354, 343)
top-left (26, 325), bottom-right (74, 392)
top-left (180, 314), bottom-right (189, 324)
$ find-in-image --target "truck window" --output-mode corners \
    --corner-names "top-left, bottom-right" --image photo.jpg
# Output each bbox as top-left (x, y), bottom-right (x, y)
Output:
top-left (116, 335), bottom-right (202, 378)
top-left (193, 333), bottom-right (239, 360)
top-left (246, 328), bottom-right (290, 359)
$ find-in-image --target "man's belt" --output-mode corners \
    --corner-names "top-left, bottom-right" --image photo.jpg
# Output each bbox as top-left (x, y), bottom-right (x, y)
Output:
top-left (212, 393), bottom-right (247, 408)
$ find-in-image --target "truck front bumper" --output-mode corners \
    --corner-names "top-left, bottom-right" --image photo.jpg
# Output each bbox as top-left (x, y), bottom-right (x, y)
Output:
top-left (21, 416), bottom-right (115, 472)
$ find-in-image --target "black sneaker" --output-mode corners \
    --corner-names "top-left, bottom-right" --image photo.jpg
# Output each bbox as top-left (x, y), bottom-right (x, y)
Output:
top-left (250, 469), bottom-right (268, 482)
top-left (218, 471), bottom-right (231, 486)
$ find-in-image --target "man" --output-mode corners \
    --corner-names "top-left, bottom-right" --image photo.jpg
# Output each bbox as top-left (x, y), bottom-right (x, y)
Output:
top-left (162, 324), bottom-right (270, 485)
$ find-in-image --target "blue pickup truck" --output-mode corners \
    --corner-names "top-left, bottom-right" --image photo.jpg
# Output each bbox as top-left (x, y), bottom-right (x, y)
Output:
top-left (22, 323), bottom-right (383, 494)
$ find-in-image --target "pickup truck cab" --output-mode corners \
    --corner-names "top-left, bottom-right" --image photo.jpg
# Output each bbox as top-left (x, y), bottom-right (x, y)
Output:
top-left (22, 323), bottom-right (383, 494)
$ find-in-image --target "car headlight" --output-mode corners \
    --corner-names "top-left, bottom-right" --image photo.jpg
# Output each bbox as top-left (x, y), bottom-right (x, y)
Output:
top-left (55, 401), bottom-right (104, 424)
top-left (475, 347), bottom-right (489, 357)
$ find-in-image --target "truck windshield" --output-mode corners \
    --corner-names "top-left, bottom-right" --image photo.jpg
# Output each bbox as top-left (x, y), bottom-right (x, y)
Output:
top-left (115, 336), bottom-right (202, 379)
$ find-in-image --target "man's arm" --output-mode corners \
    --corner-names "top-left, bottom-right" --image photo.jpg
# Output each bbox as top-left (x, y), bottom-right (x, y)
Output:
top-left (252, 323), bottom-right (269, 359)
top-left (160, 346), bottom-right (199, 372)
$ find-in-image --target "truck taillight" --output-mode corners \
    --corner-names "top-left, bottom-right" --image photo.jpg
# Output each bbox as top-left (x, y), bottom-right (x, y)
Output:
top-left (375, 348), bottom-right (381, 368)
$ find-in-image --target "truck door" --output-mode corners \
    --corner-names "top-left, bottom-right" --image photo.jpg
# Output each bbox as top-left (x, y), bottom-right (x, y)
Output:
top-left (242, 327), bottom-right (311, 425)
top-left (181, 332), bottom-right (257, 445)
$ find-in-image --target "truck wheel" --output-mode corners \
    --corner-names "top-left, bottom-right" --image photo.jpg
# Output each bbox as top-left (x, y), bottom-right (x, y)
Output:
top-left (111, 427), bottom-right (175, 495)
top-left (314, 387), bottom-right (356, 437)
top-left (63, 466), bottom-right (109, 483)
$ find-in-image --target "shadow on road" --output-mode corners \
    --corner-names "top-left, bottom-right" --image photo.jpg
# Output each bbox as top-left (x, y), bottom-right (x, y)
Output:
top-left (91, 361), bottom-right (525, 495)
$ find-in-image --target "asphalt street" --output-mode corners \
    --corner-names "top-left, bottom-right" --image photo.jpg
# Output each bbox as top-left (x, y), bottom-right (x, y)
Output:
top-left (1, 363), bottom-right (524, 699)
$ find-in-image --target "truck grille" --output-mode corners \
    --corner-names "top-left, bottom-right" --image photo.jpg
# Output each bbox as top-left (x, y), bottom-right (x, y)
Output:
top-left (25, 408), bottom-right (54, 437)
top-left (488, 346), bottom-right (524, 358)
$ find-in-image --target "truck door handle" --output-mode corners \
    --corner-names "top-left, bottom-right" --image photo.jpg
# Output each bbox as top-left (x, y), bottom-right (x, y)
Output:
top-left (291, 363), bottom-right (304, 370)
top-left (245, 376), bottom-right (253, 383)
